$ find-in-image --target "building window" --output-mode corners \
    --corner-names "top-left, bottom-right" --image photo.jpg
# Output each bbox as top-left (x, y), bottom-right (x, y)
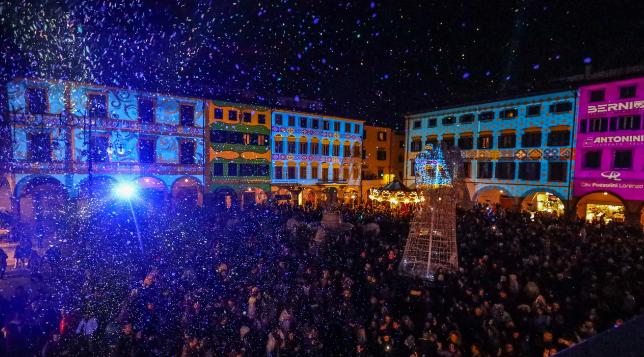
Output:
top-left (240, 164), bottom-right (254, 176)
top-left (353, 144), bottom-right (362, 158)
top-left (428, 118), bottom-right (437, 127)
top-left (413, 120), bottom-right (421, 129)
top-left (548, 162), bottom-right (567, 182)
top-left (332, 142), bottom-right (340, 156)
top-left (495, 162), bottom-right (515, 180)
top-left (410, 161), bottom-right (416, 177)
top-left (477, 135), bottom-right (493, 149)
top-left (547, 130), bottom-right (570, 146)
top-left (228, 163), bottom-right (238, 176)
top-left (258, 114), bottom-right (266, 124)
top-left (180, 104), bottom-right (195, 126)
top-left (442, 116), bottom-right (456, 125)
top-left (377, 167), bottom-right (384, 178)
top-left (311, 166), bottom-right (318, 179)
top-left (311, 142), bottom-right (319, 155)
top-left (458, 136), bottom-right (473, 150)
top-left (300, 117), bottom-right (308, 128)
top-left (139, 138), bottom-right (155, 163)
top-left (299, 165), bottom-right (307, 179)
top-left (343, 144), bottom-right (350, 157)
top-left (459, 114), bottom-right (474, 123)
top-left (345, 123), bottom-right (351, 132)
top-left (377, 148), bottom-right (387, 161)
top-left (521, 132), bottom-right (542, 147)
top-left (584, 151), bottom-right (602, 169)
top-left (29, 133), bottom-right (51, 162)
top-left (461, 162), bottom-right (471, 178)
top-left (518, 162), bottom-right (541, 180)
top-left (354, 124), bottom-right (361, 134)
top-left (377, 131), bottom-right (387, 141)
top-left (87, 93), bottom-right (107, 118)
top-left (91, 136), bottom-right (109, 162)
top-left (312, 119), bottom-right (319, 129)
top-left (299, 141), bottom-right (308, 154)
top-left (288, 116), bottom-right (295, 127)
top-left (322, 167), bottom-right (329, 181)
top-left (138, 98), bottom-right (155, 123)
top-left (275, 114), bottom-right (283, 125)
top-left (180, 141), bottom-right (196, 164)
top-left (549, 101), bottom-right (572, 113)
top-left (442, 136), bottom-right (455, 148)
top-left (287, 166), bottom-right (296, 179)
top-left (243, 112), bottom-right (252, 123)
top-left (213, 163), bottom-right (224, 176)
top-left (323, 120), bottom-right (330, 130)
top-left (333, 122), bottom-right (340, 132)
top-left (589, 117), bottom-right (608, 132)
top-left (477, 161), bottom-right (493, 179)
top-left (228, 110), bottom-right (238, 121)
top-left (332, 167), bottom-right (340, 181)
top-left (620, 85), bottom-right (637, 99)
top-left (478, 111), bottom-right (494, 121)
top-left (614, 150), bottom-right (632, 169)
top-left (526, 105), bottom-right (541, 117)
top-left (287, 140), bottom-right (296, 154)
top-left (498, 133), bottom-right (516, 148)
top-left (426, 137), bottom-right (438, 148)
top-left (613, 115), bottom-right (641, 131)
top-left (411, 140), bottom-right (422, 152)
top-left (590, 90), bottom-right (605, 102)
top-left (26, 87), bottom-right (48, 114)
top-left (322, 143), bottom-right (330, 156)
top-left (274, 166), bottom-right (283, 179)
top-left (274, 138), bottom-right (283, 153)
top-left (214, 108), bottom-right (224, 119)
top-left (499, 108), bottom-right (518, 119)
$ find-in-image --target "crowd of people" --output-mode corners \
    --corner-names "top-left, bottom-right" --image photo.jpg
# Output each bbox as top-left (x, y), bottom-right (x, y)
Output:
top-left (0, 200), bottom-right (642, 356)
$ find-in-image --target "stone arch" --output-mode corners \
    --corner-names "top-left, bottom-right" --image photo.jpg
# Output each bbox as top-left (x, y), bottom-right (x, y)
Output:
top-left (472, 185), bottom-right (513, 208)
top-left (576, 191), bottom-right (626, 223)
top-left (136, 176), bottom-right (168, 205)
top-left (213, 186), bottom-right (238, 209)
top-left (15, 175), bottom-right (68, 223)
top-left (171, 176), bottom-right (204, 208)
top-left (77, 175), bottom-right (119, 200)
top-left (241, 187), bottom-right (267, 208)
top-left (520, 188), bottom-right (566, 215)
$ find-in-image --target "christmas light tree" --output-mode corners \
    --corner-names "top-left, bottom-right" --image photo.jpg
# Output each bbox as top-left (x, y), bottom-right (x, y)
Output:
top-left (401, 144), bottom-right (459, 278)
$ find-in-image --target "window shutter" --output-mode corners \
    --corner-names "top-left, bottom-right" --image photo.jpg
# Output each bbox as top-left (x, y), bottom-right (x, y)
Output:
top-left (580, 120), bottom-right (587, 133)
top-left (600, 118), bottom-right (608, 132)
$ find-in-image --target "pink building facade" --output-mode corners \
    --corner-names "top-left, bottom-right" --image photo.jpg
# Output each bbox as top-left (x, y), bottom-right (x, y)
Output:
top-left (574, 76), bottom-right (644, 225)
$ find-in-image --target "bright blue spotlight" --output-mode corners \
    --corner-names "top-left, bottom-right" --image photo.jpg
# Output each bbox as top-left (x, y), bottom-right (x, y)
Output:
top-left (113, 182), bottom-right (137, 200)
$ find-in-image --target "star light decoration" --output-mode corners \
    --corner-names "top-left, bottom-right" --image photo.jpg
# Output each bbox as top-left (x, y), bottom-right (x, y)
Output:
top-left (415, 144), bottom-right (452, 189)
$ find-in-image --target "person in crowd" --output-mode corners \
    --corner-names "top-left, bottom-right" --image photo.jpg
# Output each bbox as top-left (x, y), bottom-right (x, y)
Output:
top-left (0, 202), bottom-right (642, 356)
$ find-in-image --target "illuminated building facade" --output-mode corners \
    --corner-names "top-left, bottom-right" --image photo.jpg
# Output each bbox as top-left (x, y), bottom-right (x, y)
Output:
top-left (404, 90), bottom-right (577, 214)
top-left (573, 76), bottom-right (644, 225)
top-left (361, 125), bottom-right (405, 203)
top-left (270, 110), bottom-right (363, 206)
top-left (1, 78), bottom-right (205, 222)
top-left (205, 100), bottom-right (271, 208)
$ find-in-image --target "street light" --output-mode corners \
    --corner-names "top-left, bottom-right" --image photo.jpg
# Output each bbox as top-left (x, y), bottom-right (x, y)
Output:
top-left (113, 182), bottom-right (144, 256)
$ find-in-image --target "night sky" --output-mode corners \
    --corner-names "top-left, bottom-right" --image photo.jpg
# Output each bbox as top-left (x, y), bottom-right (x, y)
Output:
top-left (1, 0), bottom-right (643, 129)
